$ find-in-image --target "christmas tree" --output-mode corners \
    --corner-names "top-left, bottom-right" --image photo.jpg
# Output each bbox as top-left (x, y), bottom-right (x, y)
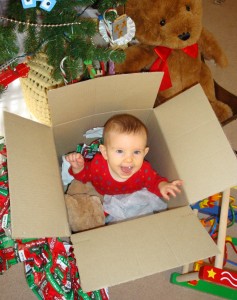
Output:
top-left (0, 0), bottom-right (127, 93)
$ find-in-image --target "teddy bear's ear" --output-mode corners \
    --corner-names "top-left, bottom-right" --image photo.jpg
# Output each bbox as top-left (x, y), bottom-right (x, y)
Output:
top-left (117, 4), bottom-right (126, 15)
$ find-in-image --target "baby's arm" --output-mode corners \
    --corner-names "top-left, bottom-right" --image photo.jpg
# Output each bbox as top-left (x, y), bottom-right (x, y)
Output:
top-left (65, 152), bottom-right (84, 174)
top-left (158, 180), bottom-right (183, 201)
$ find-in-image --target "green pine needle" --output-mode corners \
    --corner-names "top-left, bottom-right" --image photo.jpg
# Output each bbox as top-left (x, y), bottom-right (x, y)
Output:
top-left (1, 0), bottom-right (128, 82)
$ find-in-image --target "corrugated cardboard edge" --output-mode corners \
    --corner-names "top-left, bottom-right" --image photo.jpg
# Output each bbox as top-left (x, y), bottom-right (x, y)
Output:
top-left (4, 112), bottom-right (70, 238)
top-left (150, 85), bottom-right (237, 206)
top-left (48, 73), bottom-right (163, 126)
top-left (72, 206), bottom-right (219, 292)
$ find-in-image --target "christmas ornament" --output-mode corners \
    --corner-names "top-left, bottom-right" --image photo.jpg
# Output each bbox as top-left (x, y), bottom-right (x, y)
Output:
top-left (21, 0), bottom-right (37, 9)
top-left (0, 63), bottom-right (30, 89)
top-left (93, 61), bottom-right (105, 77)
top-left (99, 9), bottom-right (135, 47)
top-left (21, 0), bottom-right (57, 12)
top-left (84, 60), bottom-right (96, 79)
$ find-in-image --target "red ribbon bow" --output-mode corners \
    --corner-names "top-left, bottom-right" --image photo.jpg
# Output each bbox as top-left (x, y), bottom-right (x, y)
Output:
top-left (150, 43), bottom-right (199, 91)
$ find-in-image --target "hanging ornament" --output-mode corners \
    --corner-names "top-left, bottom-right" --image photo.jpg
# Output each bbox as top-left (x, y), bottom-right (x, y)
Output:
top-left (84, 60), bottom-right (97, 79)
top-left (60, 57), bottom-right (69, 85)
top-left (60, 57), bottom-right (82, 85)
top-left (108, 61), bottom-right (115, 75)
top-left (99, 9), bottom-right (136, 48)
top-left (92, 61), bottom-right (105, 77)
top-left (21, 0), bottom-right (37, 9)
top-left (0, 63), bottom-right (30, 89)
top-left (21, 0), bottom-right (57, 12)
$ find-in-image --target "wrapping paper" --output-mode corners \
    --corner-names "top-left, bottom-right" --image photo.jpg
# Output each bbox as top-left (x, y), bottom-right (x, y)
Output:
top-left (0, 140), bottom-right (109, 300)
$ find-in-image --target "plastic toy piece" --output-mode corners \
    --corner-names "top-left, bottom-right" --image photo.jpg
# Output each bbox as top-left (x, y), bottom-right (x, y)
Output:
top-left (21, 0), bottom-right (57, 12)
top-left (231, 237), bottom-right (237, 245)
top-left (84, 60), bottom-right (96, 79)
top-left (21, 0), bottom-right (37, 9)
top-left (191, 194), bottom-right (237, 223)
top-left (171, 188), bottom-right (237, 298)
top-left (40, 0), bottom-right (57, 12)
top-left (215, 188), bottom-right (230, 268)
top-left (0, 63), bottom-right (30, 88)
top-left (170, 272), bottom-right (237, 299)
top-left (199, 265), bottom-right (237, 289)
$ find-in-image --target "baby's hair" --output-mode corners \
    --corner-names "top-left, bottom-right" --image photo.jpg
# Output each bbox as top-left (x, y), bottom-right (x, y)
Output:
top-left (103, 114), bottom-right (148, 145)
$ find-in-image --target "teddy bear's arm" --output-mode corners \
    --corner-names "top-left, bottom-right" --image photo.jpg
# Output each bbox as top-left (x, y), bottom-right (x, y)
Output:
top-left (115, 44), bottom-right (156, 73)
top-left (199, 28), bottom-right (228, 68)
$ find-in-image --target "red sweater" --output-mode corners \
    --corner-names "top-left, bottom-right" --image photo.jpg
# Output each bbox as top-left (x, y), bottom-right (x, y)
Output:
top-left (69, 153), bottom-right (167, 197)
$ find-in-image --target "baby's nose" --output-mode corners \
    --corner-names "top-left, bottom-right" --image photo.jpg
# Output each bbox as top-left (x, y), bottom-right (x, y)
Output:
top-left (124, 154), bottom-right (133, 162)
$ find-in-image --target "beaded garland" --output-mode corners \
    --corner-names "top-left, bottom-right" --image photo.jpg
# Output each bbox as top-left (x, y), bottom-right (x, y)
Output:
top-left (0, 16), bottom-right (82, 27)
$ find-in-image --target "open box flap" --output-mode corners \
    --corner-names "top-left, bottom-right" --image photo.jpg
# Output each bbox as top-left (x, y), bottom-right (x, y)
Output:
top-left (53, 109), bottom-right (153, 160)
top-left (4, 112), bottom-right (70, 238)
top-left (150, 84), bottom-right (237, 207)
top-left (47, 73), bottom-right (163, 126)
top-left (71, 206), bottom-right (219, 292)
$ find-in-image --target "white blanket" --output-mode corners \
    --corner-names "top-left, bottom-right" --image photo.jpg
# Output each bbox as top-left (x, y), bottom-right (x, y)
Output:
top-left (103, 189), bottom-right (167, 223)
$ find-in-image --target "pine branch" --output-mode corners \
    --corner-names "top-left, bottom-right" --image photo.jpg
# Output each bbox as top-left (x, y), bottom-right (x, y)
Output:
top-left (1, 0), bottom-right (128, 82)
top-left (0, 24), bottom-right (18, 66)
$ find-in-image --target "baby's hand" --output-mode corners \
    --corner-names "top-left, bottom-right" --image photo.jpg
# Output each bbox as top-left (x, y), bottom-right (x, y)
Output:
top-left (159, 180), bottom-right (183, 201)
top-left (65, 152), bottom-right (84, 174)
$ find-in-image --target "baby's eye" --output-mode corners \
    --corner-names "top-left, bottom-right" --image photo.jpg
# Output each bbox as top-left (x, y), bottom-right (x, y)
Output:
top-left (116, 149), bottom-right (123, 154)
top-left (134, 150), bottom-right (141, 155)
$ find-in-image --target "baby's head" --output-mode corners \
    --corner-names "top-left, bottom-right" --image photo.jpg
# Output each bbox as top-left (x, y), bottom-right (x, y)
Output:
top-left (99, 114), bottom-right (149, 182)
top-left (103, 113), bottom-right (148, 146)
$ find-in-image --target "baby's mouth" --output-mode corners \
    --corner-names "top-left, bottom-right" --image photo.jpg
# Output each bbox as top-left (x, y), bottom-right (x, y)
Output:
top-left (120, 166), bottom-right (133, 175)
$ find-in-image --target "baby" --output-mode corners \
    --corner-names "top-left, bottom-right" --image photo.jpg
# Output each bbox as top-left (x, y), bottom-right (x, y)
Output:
top-left (66, 113), bottom-right (183, 201)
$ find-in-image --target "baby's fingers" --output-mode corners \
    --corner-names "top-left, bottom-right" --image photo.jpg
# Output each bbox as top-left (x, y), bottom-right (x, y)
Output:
top-left (65, 154), bottom-right (74, 162)
top-left (164, 182), bottom-right (183, 200)
top-left (172, 180), bottom-right (183, 193)
top-left (66, 152), bottom-right (83, 163)
top-left (172, 180), bottom-right (183, 187)
top-left (166, 187), bottom-right (178, 199)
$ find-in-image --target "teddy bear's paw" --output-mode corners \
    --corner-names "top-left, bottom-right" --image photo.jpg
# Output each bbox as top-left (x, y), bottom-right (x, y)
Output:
top-left (66, 179), bottom-right (89, 195)
top-left (210, 100), bottom-right (233, 123)
top-left (64, 194), bottom-right (105, 232)
top-left (217, 54), bottom-right (228, 68)
top-left (64, 194), bottom-right (82, 232)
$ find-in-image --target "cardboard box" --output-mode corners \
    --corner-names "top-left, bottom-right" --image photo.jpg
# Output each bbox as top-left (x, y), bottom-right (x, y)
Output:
top-left (4, 73), bottom-right (237, 292)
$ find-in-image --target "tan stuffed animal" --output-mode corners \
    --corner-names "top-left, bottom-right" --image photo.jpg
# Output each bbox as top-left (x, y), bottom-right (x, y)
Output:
top-left (115, 0), bottom-right (232, 123)
top-left (65, 180), bottom-right (105, 232)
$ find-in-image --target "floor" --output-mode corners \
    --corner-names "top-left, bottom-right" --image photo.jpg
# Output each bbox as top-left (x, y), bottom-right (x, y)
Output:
top-left (0, 79), bottom-right (32, 137)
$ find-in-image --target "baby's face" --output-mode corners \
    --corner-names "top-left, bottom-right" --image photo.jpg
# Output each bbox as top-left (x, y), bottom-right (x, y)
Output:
top-left (99, 131), bottom-right (149, 182)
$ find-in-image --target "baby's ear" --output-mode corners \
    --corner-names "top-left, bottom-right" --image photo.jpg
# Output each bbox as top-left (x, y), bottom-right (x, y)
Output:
top-left (99, 144), bottom-right (108, 160)
top-left (145, 147), bottom-right (149, 156)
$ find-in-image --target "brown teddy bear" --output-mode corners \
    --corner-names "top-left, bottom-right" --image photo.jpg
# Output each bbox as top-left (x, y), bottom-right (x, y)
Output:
top-left (115, 0), bottom-right (232, 123)
top-left (65, 180), bottom-right (105, 232)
